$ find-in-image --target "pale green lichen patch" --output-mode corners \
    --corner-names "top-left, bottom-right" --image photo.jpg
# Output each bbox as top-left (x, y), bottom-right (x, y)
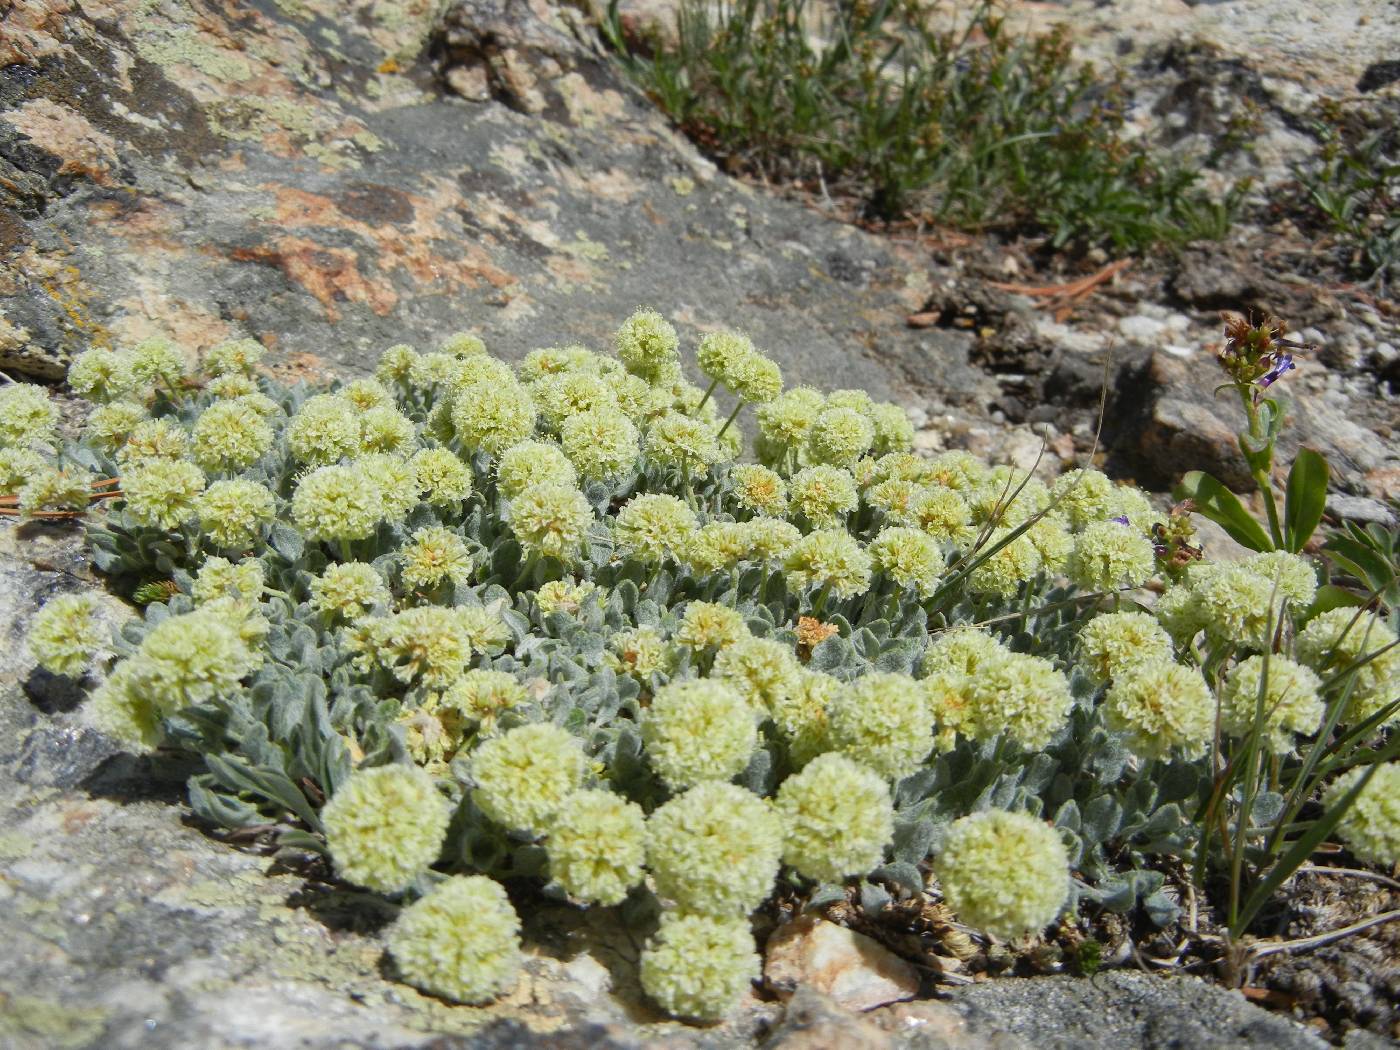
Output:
top-left (0, 995), bottom-right (109, 1049)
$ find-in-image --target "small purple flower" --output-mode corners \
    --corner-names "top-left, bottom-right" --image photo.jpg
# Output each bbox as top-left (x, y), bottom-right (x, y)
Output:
top-left (1257, 353), bottom-right (1295, 389)
top-left (1109, 514), bottom-right (1131, 526)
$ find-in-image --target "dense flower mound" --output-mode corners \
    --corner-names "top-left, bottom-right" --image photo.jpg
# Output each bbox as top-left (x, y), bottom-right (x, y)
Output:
top-left (388, 875), bottom-right (523, 1003)
top-left (933, 810), bottom-right (1070, 940)
top-left (13, 312), bottom-right (1397, 1023)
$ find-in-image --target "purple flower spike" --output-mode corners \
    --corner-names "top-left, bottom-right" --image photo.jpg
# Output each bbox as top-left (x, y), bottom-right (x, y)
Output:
top-left (1257, 353), bottom-right (1295, 389)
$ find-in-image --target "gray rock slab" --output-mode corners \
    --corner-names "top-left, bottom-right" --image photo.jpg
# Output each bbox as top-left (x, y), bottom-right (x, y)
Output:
top-left (941, 972), bottom-right (1329, 1050)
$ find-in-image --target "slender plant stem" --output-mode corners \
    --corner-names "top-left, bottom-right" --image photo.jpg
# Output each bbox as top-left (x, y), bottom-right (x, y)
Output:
top-left (716, 401), bottom-right (744, 440)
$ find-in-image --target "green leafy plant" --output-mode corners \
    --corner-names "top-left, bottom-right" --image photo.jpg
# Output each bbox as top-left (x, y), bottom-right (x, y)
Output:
top-left (601, 0), bottom-right (1233, 250)
top-left (1294, 104), bottom-right (1400, 292)
top-left (8, 311), bottom-right (1397, 1021)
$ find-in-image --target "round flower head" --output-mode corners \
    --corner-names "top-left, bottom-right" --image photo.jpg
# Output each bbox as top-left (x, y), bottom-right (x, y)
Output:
top-left (84, 400), bottom-right (147, 450)
top-left (1109, 485), bottom-right (1157, 532)
top-left (117, 417), bottom-right (188, 468)
top-left (535, 579), bottom-right (594, 616)
top-left (696, 330), bottom-right (754, 388)
top-left (190, 398), bottom-right (273, 473)
top-left (1296, 608), bottom-right (1400, 726)
top-left (757, 386), bottom-right (824, 454)
top-left (776, 753), bottom-right (894, 884)
top-left (291, 463), bottom-right (380, 543)
top-left (1244, 551), bottom-right (1318, 610)
top-left (865, 478), bottom-right (921, 525)
top-left (353, 606), bottom-right (475, 688)
top-left (388, 875), bottom-right (522, 1004)
top-left (443, 669), bottom-right (527, 735)
top-left (612, 372), bottom-right (654, 423)
top-left (439, 331), bottom-right (487, 358)
top-left (0, 447), bottom-right (45, 497)
top-left (0, 383), bottom-right (58, 449)
top-left (823, 388), bottom-right (873, 414)
top-left (869, 527), bottom-right (943, 595)
top-left (546, 789), bottom-right (646, 905)
top-left (399, 525), bottom-right (474, 590)
top-left (922, 450), bottom-right (986, 492)
top-left (976, 649), bottom-right (1073, 751)
top-left (559, 406), bottom-right (639, 481)
top-left (409, 352), bottom-right (467, 391)
top-left (675, 601), bottom-right (750, 654)
top-left (193, 479), bottom-right (275, 550)
top-left (643, 679), bottom-right (756, 790)
top-left (730, 350), bottom-right (783, 404)
top-left (827, 672), bottom-right (933, 780)
top-left (1324, 763), bottom-right (1400, 867)
top-left (1220, 655), bottom-right (1324, 752)
top-left (451, 380), bottom-right (537, 456)
top-left (128, 336), bottom-right (187, 388)
top-left (646, 782), bottom-right (782, 916)
top-left (615, 493), bottom-right (697, 565)
top-left (743, 516), bottom-right (802, 563)
top-left (127, 606), bottom-right (259, 712)
top-left (338, 377), bottom-right (393, 412)
top-left (192, 556), bottom-right (263, 604)
top-left (922, 627), bottom-right (1008, 678)
top-left (640, 913), bottom-right (759, 1022)
top-left (967, 528), bottom-right (1042, 599)
top-left (869, 402), bottom-right (915, 455)
top-left (310, 562), bottom-right (389, 621)
top-left (1050, 468), bottom-right (1117, 530)
top-left (471, 723), bottom-right (586, 835)
top-left (785, 529), bottom-right (872, 599)
top-left (712, 635), bottom-right (801, 713)
top-left (1066, 520), bottom-right (1156, 592)
top-left (87, 662), bottom-right (162, 751)
top-left (1076, 611), bottom-right (1174, 684)
top-left (496, 440), bottom-right (577, 499)
top-left (1152, 561), bottom-right (1223, 643)
top-left (911, 487), bottom-right (974, 547)
top-left (771, 669), bottom-right (838, 767)
top-left (358, 405), bottom-right (415, 455)
top-left (606, 626), bottom-right (676, 681)
top-left (646, 412), bottom-right (723, 473)
top-left (788, 465), bottom-right (858, 527)
top-left (807, 407), bottom-right (875, 469)
top-left (533, 371), bottom-right (618, 430)
top-left (509, 482), bottom-right (592, 564)
top-left (934, 810), bottom-right (1069, 940)
top-left (288, 394), bottom-right (360, 466)
top-left (685, 521), bottom-right (751, 575)
top-left (518, 345), bottom-right (588, 383)
top-left (969, 468), bottom-right (1050, 526)
top-left (206, 373), bottom-right (258, 400)
top-left (232, 391), bottom-right (281, 420)
top-left (1195, 563), bottom-right (1291, 651)
top-left (730, 463), bottom-right (787, 516)
top-left (1104, 656), bottom-right (1214, 760)
top-left (614, 307), bottom-right (680, 383)
top-left (1025, 514), bottom-right (1074, 573)
top-left (28, 593), bottom-right (99, 678)
top-left (18, 467), bottom-right (91, 517)
top-left (375, 343), bottom-right (420, 383)
top-left (321, 764), bottom-right (448, 893)
top-left (67, 349), bottom-right (136, 403)
top-left (346, 456), bottom-right (411, 529)
top-left (203, 337), bottom-right (265, 376)
top-left (410, 447), bottom-right (473, 506)
top-left (123, 458), bottom-right (205, 530)
top-left (457, 360), bottom-right (524, 397)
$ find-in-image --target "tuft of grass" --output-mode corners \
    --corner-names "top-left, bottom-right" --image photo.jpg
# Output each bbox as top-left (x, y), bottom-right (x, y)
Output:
top-left (602, 0), bottom-right (1234, 252)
